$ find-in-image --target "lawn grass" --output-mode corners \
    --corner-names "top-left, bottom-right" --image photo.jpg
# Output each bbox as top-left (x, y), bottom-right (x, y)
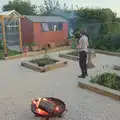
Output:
top-left (0, 50), bottom-right (20, 60)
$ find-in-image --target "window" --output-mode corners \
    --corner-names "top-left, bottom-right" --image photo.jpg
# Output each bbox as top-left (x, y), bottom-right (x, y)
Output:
top-left (42, 22), bottom-right (63, 32)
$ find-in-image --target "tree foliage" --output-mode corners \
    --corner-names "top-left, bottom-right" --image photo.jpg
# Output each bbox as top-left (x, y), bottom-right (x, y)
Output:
top-left (3, 0), bottom-right (37, 15)
top-left (38, 0), bottom-right (69, 15)
top-left (75, 8), bottom-right (120, 52)
top-left (38, 0), bottom-right (61, 15)
top-left (77, 8), bottom-right (116, 22)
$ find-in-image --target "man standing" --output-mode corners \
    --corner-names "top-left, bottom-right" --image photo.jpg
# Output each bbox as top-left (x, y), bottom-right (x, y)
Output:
top-left (77, 31), bottom-right (89, 78)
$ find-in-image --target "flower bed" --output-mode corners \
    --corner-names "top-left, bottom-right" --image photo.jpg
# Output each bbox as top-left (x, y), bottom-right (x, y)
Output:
top-left (31, 58), bottom-right (58, 67)
top-left (21, 57), bottom-right (67, 72)
top-left (59, 50), bottom-right (79, 61)
top-left (90, 72), bottom-right (120, 91)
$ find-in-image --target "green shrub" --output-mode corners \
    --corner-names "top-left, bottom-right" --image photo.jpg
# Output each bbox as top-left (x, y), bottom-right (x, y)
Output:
top-left (27, 42), bottom-right (36, 46)
top-left (117, 49), bottom-right (120, 52)
top-left (0, 41), bottom-right (4, 50)
top-left (90, 72), bottom-right (120, 91)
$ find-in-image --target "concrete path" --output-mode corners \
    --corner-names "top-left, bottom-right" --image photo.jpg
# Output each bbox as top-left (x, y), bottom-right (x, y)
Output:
top-left (0, 50), bottom-right (120, 120)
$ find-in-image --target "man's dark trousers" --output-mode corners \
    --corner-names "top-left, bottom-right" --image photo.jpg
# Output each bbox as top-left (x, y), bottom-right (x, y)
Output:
top-left (79, 51), bottom-right (87, 75)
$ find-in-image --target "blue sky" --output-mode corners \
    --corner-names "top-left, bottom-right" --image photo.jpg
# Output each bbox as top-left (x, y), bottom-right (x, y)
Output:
top-left (0, 0), bottom-right (120, 16)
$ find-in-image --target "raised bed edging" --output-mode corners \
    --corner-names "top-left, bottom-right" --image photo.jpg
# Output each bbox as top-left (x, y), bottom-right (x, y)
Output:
top-left (4, 51), bottom-right (45, 60)
top-left (59, 50), bottom-right (96, 61)
top-left (114, 65), bottom-right (120, 71)
top-left (78, 79), bottom-right (120, 101)
top-left (95, 49), bottom-right (120, 57)
top-left (4, 46), bottom-right (70, 60)
top-left (59, 53), bottom-right (79, 61)
top-left (21, 59), bottom-right (67, 72)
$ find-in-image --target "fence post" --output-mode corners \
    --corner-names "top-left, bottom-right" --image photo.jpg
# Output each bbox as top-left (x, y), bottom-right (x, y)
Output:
top-left (1, 16), bottom-right (8, 57)
top-left (19, 17), bottom-right (23, 53)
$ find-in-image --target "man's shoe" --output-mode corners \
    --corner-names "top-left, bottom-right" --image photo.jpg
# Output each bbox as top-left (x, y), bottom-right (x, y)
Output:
top-left (78, 74), bottom-right (86, 78)
top-left (85, 73), bottom-right (88, 76)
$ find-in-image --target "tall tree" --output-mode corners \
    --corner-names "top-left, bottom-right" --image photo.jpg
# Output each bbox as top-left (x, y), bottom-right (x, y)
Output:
top-left (3, 0), bottom-right (37, 15)
top-left (38, 0), bottom-right (62, 15)
top-left (77, 8), bottom-right (116, 22)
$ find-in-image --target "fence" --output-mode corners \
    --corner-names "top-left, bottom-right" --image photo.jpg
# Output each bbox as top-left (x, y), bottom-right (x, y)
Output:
top-left (0, 15), bottom-right (22, 57)
top-left (4, 18), bottom-right (20, 46)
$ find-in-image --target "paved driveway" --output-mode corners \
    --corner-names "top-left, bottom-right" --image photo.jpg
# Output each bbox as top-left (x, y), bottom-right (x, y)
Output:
top-left (0, 50), bottom-right (120, 120)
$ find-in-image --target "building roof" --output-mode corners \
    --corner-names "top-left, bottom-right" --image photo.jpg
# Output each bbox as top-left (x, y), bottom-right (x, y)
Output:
top-left (0, 10), bottom-right (21, 17)
top-left (25, 16), bottom-right (68, 23)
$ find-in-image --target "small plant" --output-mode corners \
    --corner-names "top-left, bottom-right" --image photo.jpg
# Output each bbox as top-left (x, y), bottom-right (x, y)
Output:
top-left (23, 43), bottom-right (29, 47)
top-left (71, 37), bottom-right (77, 49)
top-left (27, 42), bottom-right (36, 46)
top-left (90, 72), bottom-right (120, 91)
top-left (30, 45), bottom-right (58, 66)
top-left (23, 44), bottom-right (29, 53)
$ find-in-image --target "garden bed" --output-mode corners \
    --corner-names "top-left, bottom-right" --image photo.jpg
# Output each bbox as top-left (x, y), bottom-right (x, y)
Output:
top-left (78, 72), bottom-right (120, 100)
top-left (31, 58), bottom-right (59, 67)
top-left (59, 50), bottom-right (79, 61)
top-left (59, 49), bottom-right (96, 62)
top-left (21, 57), bottom-right (67, 72)
top-left (90, 73), bottom-right (120, 91)
top-left (95, 49), bottom-right (120, 57)
top-left (114, 65), bottom-right (120, 71)
top-left (3, 46), bottom-right (70, 60)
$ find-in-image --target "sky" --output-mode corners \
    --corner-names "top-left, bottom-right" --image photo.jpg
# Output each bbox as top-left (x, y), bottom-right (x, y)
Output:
top-left (0, 0), bottom-right (120, 16)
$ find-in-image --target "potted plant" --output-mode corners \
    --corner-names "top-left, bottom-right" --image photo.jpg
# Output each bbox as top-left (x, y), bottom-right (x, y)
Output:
top-left (29, 42), bottom-right (38, 52)
top-left (23, 44), bottom-right (29, 53)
